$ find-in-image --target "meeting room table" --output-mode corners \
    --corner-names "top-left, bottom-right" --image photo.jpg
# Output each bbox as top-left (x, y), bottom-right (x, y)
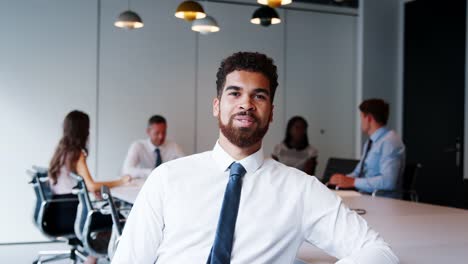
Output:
top-left (111, 179), bottom-right (468, 264)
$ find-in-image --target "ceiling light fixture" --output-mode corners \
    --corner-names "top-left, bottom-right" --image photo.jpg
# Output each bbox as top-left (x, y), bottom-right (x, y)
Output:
top-left (251, 6), bottom-right (281, 27)
top-left (175, 1), bottom-right (206, 21)
top-left (192, 15), bottom-right (220, 34)
top-left (115, 10), bottom-right (144, 29)
top-left (257, 0), bottom-right (292, 8)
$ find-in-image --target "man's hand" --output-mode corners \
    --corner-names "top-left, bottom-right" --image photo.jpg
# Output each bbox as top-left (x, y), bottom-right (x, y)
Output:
top-left (329, 173), bottom-right (355, 189)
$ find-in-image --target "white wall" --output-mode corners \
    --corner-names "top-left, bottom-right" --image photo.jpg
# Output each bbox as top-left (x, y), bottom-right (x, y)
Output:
top-left (0, 0), bottom-right (357, 243)
top-left (96, 0), bottom-right (197, 179)
top-left (285, 10), bottom-right (357, 175)
top-left (359, 0), bottom-right (402, 134)
top-left (0, 0), bottom-right (98, 243)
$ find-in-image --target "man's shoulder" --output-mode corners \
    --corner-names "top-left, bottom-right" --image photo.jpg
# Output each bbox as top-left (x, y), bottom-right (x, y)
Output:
top-left (162, 150), bottom-right (212, 167)
top-left (129, 139), bottom-right (147, 149)
top-left (164, 139), bottom-right (182, 149)
top-left (382, 130), bottom-right (404, 146)
top-left (263, 158), bottom-right (319, 182)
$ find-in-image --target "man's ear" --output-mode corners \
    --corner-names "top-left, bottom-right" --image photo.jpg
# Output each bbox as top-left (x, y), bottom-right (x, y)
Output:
top-left (213, 97), bottom-right (220, 117)
top-left (368, 114), bottom-right (375, 124)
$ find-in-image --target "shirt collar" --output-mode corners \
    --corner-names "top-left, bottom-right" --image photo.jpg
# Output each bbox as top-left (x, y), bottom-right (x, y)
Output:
top-left (212, 141), bottom-right (264, 175)
top-left (146, 138), bottom-right (165, 151)
top-left (370, 126), bottom-right (389, 142)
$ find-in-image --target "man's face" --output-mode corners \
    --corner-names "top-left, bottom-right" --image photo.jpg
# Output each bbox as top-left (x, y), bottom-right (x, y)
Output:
top-left (147, 123), bottom-right (167, 146)
top-left (360, 112), bottom-right (371, 134)
top-left (213, 70), bottom-right (274, 148)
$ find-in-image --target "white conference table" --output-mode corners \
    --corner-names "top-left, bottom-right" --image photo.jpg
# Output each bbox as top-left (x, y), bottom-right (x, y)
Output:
top-left (111, 180), bottom-right (468, 264)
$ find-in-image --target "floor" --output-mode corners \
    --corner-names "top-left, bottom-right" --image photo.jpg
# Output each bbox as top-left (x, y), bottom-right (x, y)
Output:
top-left (0, 241), bottom-right (109, 264)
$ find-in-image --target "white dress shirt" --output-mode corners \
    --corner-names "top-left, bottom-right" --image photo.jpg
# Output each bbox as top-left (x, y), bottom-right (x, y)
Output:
top-left (121, 139), bottom-right (184, 178)
top-left (112, 142), bottom-right (399, 264)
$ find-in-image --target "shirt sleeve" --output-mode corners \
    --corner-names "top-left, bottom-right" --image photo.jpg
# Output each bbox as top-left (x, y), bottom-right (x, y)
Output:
top-left (354, 140), bottom-right (405, 193)
top-left (122, 142), bottom-right (152, 178)
top-left (111, 166), bottom-right (167, 263)
top-left (302, 178), bottom-right (399, 264)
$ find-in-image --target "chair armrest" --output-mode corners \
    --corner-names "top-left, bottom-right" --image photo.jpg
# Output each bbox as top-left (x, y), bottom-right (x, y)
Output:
top-left (32, 165), bottom-right (48, 174)
top-left (48, 198), bottom-right (80, 203)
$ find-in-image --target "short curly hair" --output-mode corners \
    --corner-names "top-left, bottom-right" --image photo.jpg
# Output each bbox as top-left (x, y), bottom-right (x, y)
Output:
top-left (216, 51), bottom-right (278, 103)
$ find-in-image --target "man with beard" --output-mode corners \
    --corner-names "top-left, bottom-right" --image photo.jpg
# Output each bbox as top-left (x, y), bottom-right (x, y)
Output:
top-left (112, 52), bottom-right (399, 264)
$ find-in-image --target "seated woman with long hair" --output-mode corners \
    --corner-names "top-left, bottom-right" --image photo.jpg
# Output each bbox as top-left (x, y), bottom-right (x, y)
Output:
top-left (49, 110), bottom-right (130, 194)
top-left (48, 110), bottom-right (130, 264)
top-left (272, 116), bottom-right (318, 175)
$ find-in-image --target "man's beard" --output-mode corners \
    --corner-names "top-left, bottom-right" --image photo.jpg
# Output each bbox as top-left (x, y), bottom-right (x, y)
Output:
top-left (218, 111), bottom-right (270, 148)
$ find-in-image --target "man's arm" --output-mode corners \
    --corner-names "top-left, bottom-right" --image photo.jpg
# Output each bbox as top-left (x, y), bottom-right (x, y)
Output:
top-left (303, 178), bottom-right (399, 264)
top-left (111, 166), bottom-right (167, 263)
top-left (354, 141), bottom-right (405, 193)
top-left (122, 142), bottom-right (152, 178)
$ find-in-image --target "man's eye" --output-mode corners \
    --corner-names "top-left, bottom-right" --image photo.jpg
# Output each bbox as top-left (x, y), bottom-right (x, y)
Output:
top-left (229, 92), bottom-right (240, 96)
top-left (255, 94), bottom-right (266, 100)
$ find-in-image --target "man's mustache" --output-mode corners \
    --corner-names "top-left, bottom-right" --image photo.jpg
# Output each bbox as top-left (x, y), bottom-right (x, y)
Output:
top-left (232, 111), bottom-right (259, 122)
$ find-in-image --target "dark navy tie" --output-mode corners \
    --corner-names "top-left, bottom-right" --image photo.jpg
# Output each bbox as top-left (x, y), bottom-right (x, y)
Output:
top-left (207, 162), bottom-right (246, 264)
top-left (358, 139), bottom-right (373, 178)
top-left (154, 148), bottom-right (162, 168)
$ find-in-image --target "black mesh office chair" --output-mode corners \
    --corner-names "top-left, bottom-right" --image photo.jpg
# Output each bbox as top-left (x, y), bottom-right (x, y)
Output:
top-left (372, 162), bottom-right (422, 202)
top-left (70, 173), bottom-right (113, 259)
top-left (101, 186), bottom-right (128, 260)
top-left (28, 166), bottom-right (87, 264)
top-left (322, 157), bottom-right (360, 184)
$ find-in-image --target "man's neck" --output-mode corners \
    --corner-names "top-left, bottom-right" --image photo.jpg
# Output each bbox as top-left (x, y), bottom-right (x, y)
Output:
top-left (218, 134), bottom-right (262, 160)
top-left (367, 124), bottom-right (384, 137)
top-left (149, 139), bottom-right (162, 148)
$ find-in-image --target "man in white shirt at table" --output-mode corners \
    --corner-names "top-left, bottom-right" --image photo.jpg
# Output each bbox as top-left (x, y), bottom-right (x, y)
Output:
top-left (121, 115), bottom-right (184, 178)
top-left (112, 52), bottom-right (399, 264)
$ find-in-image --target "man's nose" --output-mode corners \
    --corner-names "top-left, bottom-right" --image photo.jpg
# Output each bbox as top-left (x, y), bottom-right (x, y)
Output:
top-left (239, 96), bottom-right (255, 111)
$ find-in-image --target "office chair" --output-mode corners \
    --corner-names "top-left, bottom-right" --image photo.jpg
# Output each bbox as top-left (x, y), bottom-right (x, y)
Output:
top-left (372, 162), bottom-right (422, 202)
top-left (70, 173), bottom-right (113, 259)
top-left (28, 166), bottom-right (87, 264)
top-left (322, 157), bottom-right (360, 184)
top-left (101, 185), bottom-right (129, 260)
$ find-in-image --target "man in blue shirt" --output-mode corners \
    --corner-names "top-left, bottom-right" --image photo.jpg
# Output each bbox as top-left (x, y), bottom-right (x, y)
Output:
top-left (330, 99), bottom-right (405, 193)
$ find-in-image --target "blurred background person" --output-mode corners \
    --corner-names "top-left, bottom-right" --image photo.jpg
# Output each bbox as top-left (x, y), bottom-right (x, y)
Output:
top-left (121, 115), bottom-right (184, 179)
top-left (48, 110), bottom-right (130, 263)
top-left (272, 116), bottom-right (318, 175)
top-left (329, 99), bottom-right (405, 194)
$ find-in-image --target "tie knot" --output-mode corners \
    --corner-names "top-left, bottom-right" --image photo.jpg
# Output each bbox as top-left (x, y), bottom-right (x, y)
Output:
top-left (155, 148), bottom-right (160, 154)
top-left (229, 162), bottom-right (246, 178)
